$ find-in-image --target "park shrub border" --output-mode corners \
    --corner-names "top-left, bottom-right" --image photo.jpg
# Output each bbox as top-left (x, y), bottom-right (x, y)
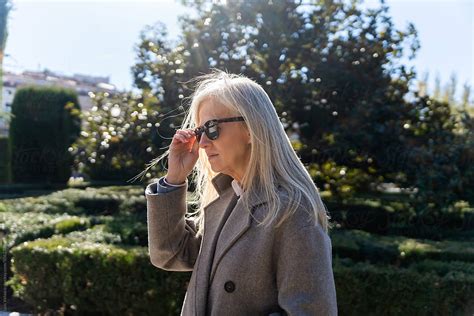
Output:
top-left (5, 234), bottom-right (474, 315)
top-left (8, 236), bottom-right (189, 315)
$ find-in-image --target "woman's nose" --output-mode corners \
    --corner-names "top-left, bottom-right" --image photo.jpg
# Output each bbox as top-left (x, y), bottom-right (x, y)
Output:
top-left (198, 133), bottom-right (211, 148)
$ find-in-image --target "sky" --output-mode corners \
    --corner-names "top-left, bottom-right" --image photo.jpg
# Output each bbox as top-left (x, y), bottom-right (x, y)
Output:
top-left (3, 0), bottom-right (473, 102)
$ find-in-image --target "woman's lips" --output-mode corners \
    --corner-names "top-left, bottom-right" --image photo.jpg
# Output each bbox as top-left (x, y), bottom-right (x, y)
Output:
top-left (208, 154), bottom-right (218, 159)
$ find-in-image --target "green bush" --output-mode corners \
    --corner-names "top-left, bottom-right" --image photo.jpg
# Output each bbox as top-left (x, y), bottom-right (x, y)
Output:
top-left (0, 185), bottom-right (144, 216)
top-left (331, 229), bottom-right (474, 265)
top-left (334, 257), bottom-right (474, 315)
top-left (1, 212), bottom-right (91, 308)
top-left (409, 258), bottom-right (474, 276)
top-left (7, 235), bottom-right (474, 315)
top-left (10, 86), bottom-right (81, 184)
top-left (0, 137), bottom-right (11, 183)
top-left (119, 195), bottom-right (147, 215)
top-left (0, 210), bottom-right (145, 249)
top-left (1, 212), bottom-right (91, 246)
top-left (4, 184), bottom-right (472, 314)
top-left (75, 194), bottom-right (122, 215)
top-left (65, 225), bottom-right (123, 245)
top-left (387, 202), bottom-right (474, 240)
top-left (0, 209), bottom-right (145, 305)
top-left (307, 161), bottom-right (375, 199)
top-left (1, 194), bottom-right (77, 214)
top-left (8, 236), bottom-right (189, 315)
top-left (327, 197), bottom-right (474, 239)
top-left (328, 201), bottom-right (395, 234)
top-left (66, 215), bottom-right (147, 247)
top-left (100, 214), bottom-right (148, 246)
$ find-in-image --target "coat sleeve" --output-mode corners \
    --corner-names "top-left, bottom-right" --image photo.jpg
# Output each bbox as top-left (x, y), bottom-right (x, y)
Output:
top-left (274, 222), bottom-right (338, 315)
top-left (145, 181), bottom-right (202, 272)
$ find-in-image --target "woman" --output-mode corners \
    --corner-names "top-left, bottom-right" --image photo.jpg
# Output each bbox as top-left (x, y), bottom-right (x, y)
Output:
top-left (145, 69), bottom-right (338, 315)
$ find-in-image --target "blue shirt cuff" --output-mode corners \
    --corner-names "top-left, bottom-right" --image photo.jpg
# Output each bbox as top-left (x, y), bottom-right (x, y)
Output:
top-left (145, 176), bottom-right (186, 195)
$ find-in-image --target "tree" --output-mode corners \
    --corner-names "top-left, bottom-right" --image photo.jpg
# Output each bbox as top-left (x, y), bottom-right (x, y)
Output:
top-left (130, 0), bottom-right (472, 210)
top-left (132, 0), bottom-right (420, 189)
top-left (0, 0), bottom-right (12, 122)
top-left (461, 82), bottom-right (471, 111)
top-left (70, 90), bottom-right (175, 182)
top-left (402, 93), bottom-right (474, 209)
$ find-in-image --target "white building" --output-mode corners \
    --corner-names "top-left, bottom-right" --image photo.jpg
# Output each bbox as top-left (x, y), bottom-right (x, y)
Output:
top-left (0, 70), bottom-right (117, 137)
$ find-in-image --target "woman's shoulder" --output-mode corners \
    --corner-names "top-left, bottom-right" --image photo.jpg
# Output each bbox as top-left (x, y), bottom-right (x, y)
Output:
top-left (252, 185), bottom-right (319, 233)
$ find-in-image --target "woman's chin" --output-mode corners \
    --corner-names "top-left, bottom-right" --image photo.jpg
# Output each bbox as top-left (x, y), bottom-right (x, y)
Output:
top-left (209, 163), bottom-right (221, 173)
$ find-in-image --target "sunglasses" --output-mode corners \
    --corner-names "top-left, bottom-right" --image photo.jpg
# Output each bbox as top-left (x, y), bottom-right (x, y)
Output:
top-left (194, 116), bottom-right (245, 142)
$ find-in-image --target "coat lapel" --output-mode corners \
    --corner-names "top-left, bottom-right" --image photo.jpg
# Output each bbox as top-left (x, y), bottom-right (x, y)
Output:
top-left (194, 173), bottom-right (236, 316)
top-left (209, 180), bottom-right (269, 285)
top-left (209, 197), bottom-right (252, 284)
top-left (193, 173), bottom-right (269, 316)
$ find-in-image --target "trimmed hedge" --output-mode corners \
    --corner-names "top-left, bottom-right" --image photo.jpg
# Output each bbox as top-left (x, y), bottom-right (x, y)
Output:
top-left (0, 137), bottom-right (11, 183)
top-left (10, 85), bottom-right (81, 184)
top-left (1, 211), bottom-right (92, 299)
top-left (4, 185), bottom-right (471, 239)
top-left (331, 229), bottom-right (474, 266)
top-left (8, 236), bottom-right (189, 315)
top-left (0, 207), bottom-right (148, 304)
top-left (7, 237), bottom-right (474, 315)
top-left (1, 212), bottom-right (91, 246)
top-left (334, 257), bottom-right (474, 315)
top-left (327, 198), bottom-right (474, 240)
top-left (3, 185), bottom-right (474, 314)
top-left (0, 185), bottom-right (144, 216)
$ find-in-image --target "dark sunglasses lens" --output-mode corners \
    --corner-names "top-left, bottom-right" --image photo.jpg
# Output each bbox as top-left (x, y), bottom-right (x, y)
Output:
top-left (206, 122), bottom-right (219, 140)
top-left (195, 121), bottom-right (220, 141)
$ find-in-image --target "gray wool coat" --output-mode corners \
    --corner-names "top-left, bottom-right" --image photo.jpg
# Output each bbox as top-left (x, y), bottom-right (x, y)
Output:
top-left (145, 173), bottom-right (338, 316)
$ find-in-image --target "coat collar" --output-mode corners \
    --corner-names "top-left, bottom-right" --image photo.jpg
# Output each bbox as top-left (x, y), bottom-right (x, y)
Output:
top-left (210, 172), bottom-right (268, 208)
top-left (210, 172), bottom-right (234, 196)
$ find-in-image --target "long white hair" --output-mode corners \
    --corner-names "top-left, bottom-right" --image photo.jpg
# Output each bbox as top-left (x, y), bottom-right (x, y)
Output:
top-left (145, 69), bottom-right (332, 238)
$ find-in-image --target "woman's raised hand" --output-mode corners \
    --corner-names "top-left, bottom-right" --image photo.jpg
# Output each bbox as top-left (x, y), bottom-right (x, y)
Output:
top-left (165, 129), bottom-right (199, 184)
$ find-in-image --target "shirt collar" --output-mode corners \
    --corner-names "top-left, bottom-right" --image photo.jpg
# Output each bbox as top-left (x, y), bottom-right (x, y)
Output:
top-left (210, 173), bottom-right (244, 197)
top-left (231, 179), bottom-right (244, 197)
top-left (210, 173), bottom-right (269, 207)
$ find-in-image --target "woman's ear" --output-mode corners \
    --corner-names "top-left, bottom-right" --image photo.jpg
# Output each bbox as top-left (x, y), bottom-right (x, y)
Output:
top-left (242, 124), bottom-right (251, 144)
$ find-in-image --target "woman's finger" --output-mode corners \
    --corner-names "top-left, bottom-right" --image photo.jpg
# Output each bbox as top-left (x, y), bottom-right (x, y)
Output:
top-left (172, 134), bottom-right (185, 143)
top-left (177, 130), bottom-right (193, 140)
top-left (179, 134), bottom-right (193, 144)
top-left (189, 136), bottom-right (199, 153)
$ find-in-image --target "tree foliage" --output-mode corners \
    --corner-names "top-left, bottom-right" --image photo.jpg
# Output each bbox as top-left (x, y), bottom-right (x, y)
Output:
top-left (70, 91), bottom-right (178, 182)
top-left (132, 1), bottom-right (418, 178)
top-left (77, 0), bottom-right (472, 207)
